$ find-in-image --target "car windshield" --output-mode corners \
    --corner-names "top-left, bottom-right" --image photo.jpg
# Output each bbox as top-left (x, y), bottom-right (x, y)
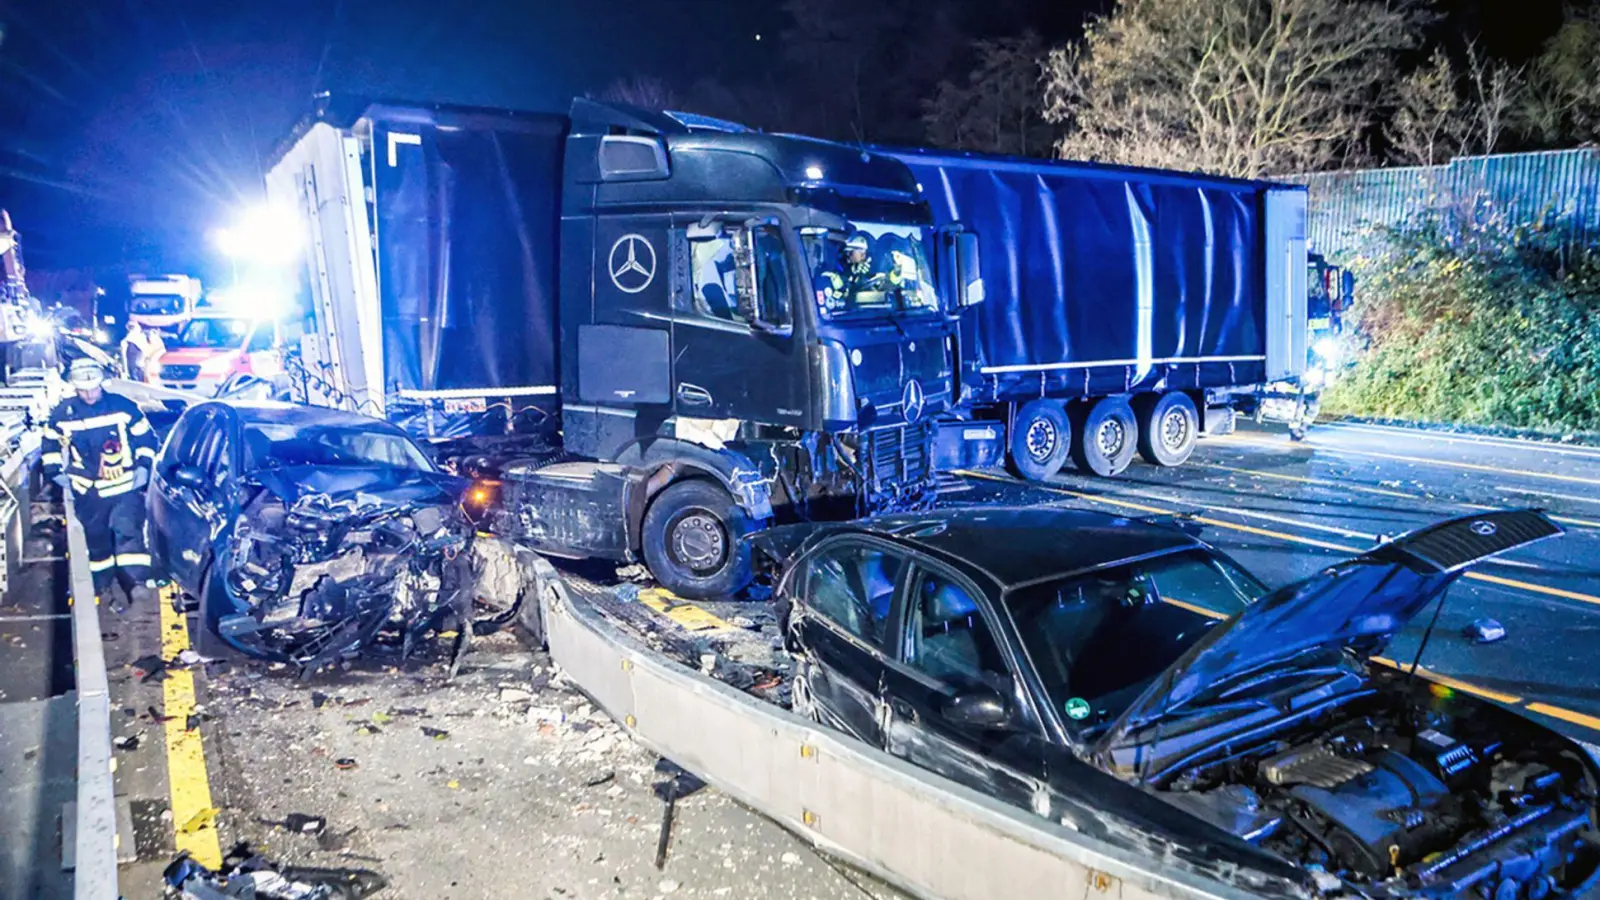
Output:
top-left (1003, 550), bottom-right (1265, 730)
top-left (172, 318), bottom-right (252, 350)
top-left (131, 294), bottom-right (185, 316)
top-left (801, 221), bottom-right (940, 320)
top-left (243, 422), bottom-right (434, 472)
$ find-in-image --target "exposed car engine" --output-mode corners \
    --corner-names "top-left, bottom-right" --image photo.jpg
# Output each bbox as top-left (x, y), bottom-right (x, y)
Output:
top-left (218, 486), bottom-right (475, 668)
top-left (1157, 687), bottom-right (1600, 898)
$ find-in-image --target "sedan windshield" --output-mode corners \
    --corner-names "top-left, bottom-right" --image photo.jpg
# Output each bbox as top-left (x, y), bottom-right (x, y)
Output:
top-left (801, 222), bottom-right (940, 320)
top-left (243, 422), bottom-right (434, 472)
top-left (1003, 550), bottom-right (1265, 729)
top-left (173, 318), bottom-right (252, 350)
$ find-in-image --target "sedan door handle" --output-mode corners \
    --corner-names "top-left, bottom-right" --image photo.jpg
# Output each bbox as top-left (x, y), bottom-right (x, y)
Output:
top-left (676, 383), bottom-right (713, 407)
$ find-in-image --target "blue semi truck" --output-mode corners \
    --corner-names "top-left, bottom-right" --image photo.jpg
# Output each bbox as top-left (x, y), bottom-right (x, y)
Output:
top-left (266, 97), bottom-right (981, 598)
top-left (883, 147), bottom-right (1310, 479)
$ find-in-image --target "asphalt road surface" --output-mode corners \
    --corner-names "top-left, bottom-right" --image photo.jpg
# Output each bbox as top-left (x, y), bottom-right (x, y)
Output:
top-left (951, 419), bottom-right (1600, 743)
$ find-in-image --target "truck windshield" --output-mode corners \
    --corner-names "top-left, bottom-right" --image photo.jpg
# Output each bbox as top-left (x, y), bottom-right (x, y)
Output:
top-left (131, 294), bottom-right (185, 316)
top-left (802, 222), bottom-right (939, 320)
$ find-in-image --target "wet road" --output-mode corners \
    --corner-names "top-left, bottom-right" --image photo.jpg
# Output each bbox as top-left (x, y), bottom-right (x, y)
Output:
top-left (951, 419), bottom-right (1600, 742)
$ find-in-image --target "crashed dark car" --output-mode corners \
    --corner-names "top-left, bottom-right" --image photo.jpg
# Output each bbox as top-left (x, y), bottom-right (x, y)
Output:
top-left (764, 506), bottom-right (1600, 899)
top-left (148, 401), bottom-right (477, 666)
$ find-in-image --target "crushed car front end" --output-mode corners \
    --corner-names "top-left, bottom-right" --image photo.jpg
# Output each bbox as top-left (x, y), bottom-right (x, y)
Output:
top-left (212, 466), bottom-right (476, 668)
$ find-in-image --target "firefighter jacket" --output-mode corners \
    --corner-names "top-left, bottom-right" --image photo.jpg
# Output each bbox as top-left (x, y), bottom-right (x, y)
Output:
top-left (41, 392), bottom-right (158, 498)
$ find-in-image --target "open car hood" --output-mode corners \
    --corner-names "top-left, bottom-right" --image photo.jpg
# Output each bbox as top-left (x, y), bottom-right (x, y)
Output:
top-left (248, 465), bottom-right (467, 510)
top-left (1106, 510), bottom-right (1562, 740)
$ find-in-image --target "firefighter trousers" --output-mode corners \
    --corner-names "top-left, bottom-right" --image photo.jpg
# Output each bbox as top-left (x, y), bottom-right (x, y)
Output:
top-left (75, 489), bottom-right (152, 596)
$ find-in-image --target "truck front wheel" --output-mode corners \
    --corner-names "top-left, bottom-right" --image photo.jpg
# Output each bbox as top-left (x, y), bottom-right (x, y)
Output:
top-left (1136, 392), bottom-right (1199, 467)
top-left (641, 479), bottom-right (754, 600)
top-left (1008, 399), bottom-right (1071, 482)
top-left (1071, 398), bottom-right (1138, 477)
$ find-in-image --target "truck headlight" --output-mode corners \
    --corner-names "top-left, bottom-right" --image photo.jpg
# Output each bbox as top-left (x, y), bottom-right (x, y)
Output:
top-left (1313, 337), bottom-right (1340, 362)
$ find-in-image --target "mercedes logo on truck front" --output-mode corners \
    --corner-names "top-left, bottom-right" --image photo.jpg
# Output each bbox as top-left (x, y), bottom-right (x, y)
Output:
top-left (608, 234), bottom-right (657, 294)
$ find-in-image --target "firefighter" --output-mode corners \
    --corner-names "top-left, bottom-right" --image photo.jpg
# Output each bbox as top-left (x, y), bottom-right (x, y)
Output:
top-left (42, 358), bottom-right (158, 604)
top-left (818, 233), bottom-right (877, 312)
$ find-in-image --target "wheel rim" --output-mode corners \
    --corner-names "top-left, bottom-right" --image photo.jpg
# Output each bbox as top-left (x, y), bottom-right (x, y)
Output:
top-left (1160, 407), bottom-right (1191, 452)
top-left (1096, 416), bottom-right (1127, 457)
top-left (668, 508), bottom-right (728, 575)
top-left (1024, 416), bottom-right (1059, 462)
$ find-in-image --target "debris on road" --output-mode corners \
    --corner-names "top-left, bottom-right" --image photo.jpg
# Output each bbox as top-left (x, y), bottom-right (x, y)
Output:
top-left (162, 845), bottom-right (386, 899)
top-left (1464, 616), bottom-right (1507, 643)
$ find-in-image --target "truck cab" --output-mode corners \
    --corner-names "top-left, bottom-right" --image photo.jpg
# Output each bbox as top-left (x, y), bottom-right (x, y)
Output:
top-left (266, 98), bottom-right (980, 598)
top-left (128, 274), bottom-right (203, 334)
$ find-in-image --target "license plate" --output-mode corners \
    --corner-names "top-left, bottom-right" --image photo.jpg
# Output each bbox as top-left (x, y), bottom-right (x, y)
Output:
top-left (963, 427), bottom-right (997, 441)
top-left (443, 397), bottom-right (487, 414)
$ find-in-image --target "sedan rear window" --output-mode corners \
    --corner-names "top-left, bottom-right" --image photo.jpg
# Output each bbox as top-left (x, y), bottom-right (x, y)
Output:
top-left (1003, 550), bottom-right (1264, 728)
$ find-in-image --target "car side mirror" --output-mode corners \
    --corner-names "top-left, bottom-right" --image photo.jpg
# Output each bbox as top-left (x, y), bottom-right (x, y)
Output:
top-left (170, 466), bottom-right (207, 490)
top-left (942, 688), bottom-right (1011, 729)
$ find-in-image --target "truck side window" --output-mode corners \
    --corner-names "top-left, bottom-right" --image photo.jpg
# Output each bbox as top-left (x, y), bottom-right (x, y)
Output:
top-left (752, 226), bottom-right (791, 328)
top-left (688, 234), bottom-right (742, 323)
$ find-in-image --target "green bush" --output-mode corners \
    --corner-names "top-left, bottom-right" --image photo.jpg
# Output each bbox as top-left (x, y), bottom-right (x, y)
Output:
top-left (1323, 218), bottom-right (1600, 434)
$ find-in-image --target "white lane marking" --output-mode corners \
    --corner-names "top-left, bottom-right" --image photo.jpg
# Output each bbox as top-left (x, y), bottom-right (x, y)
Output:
top-left (1496, 485), bottom-right (1600, 506)
top-left (1211, 435), bottom-right (1600, 488)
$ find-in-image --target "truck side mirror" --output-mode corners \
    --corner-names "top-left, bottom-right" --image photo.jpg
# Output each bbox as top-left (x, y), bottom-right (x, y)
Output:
top-left (954, 232), bottom-right (984, 310)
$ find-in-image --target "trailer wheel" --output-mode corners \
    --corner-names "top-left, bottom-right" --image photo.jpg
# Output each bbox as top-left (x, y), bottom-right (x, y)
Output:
top-left (1136, 392), bottom-right (1199, 467)
top-left (1007, 399), bottom-right (1071, 482)
top-left (641, 479), bottom-right (754, 600)
top-left (1071, 398), bottom-right (1138, 477)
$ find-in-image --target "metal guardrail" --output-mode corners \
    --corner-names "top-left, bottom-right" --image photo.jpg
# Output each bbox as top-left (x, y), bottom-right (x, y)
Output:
top-left (62, 488), bottom-right (119, 898)
top-left (538, 560), bottom-right (1286, 900)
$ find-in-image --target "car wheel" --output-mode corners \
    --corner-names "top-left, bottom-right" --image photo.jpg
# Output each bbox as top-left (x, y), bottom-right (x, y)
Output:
top-left (1007, 399), bottom-right (1071, 482)
top-left (641, 479), bottom-right (754, 600)
top-left (1136, 392), bottom-right (1199, 467)
top-left (1071, 397), bottom-right (1138, 477)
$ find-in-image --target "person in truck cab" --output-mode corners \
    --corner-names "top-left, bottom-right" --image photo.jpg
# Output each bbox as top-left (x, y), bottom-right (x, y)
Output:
top-left (819, 233), bottom-right (879, 312)
top-left (42, 358), bottom-right (159, 606)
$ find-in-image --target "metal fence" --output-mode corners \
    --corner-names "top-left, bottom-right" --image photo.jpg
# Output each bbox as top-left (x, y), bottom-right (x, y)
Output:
top-left (1291, 149), bottom-right (1600, 262)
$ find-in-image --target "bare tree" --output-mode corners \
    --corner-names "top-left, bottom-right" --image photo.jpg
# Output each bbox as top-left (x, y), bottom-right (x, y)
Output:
top-left (1043, 0), bottom-right (1428, 178)
top-left (1521, 6), bottom-right (1600, 147)
top-left (594, 75), bottom-right (680, 111)
top-left (923, 32), bottom-right (1052, 156)
top-left (1387, 50), bottom-right (1468, 166)
top-left (1387, 44), bottom-right (1522, 165)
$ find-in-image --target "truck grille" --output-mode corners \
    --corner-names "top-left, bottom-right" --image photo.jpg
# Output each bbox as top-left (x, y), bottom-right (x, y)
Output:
top-left (160, 364), bottom-right (201, 381)
top-left (862, 421), bottom-right (932, 489)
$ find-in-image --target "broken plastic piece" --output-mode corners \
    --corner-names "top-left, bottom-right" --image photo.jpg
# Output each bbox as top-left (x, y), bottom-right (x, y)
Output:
top-left (1464, 617), bottom-right (1507, 644)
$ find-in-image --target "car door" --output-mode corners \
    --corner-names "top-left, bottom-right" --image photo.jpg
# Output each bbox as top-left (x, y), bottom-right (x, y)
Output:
top-left (669, 219), bottom-right (809, 425)
top-left (165, 410), bottom-right (233, 588)
top-left (150, 407), bottom-right (214, 588)
top-left (786, 537), bottom-right (909, 746)
top-left (880, 562), bottom-right (1049, 811)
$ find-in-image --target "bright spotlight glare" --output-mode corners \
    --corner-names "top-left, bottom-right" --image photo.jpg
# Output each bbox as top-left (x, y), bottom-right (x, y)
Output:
top-left (804, 165), bottom-right (824, 181)
top-left (211, 205), bottom-right (303, 265)
top-left (206, 281), bottom-right (291, 319)
top-left (27, 316), bottom-right (55, 340)
top-left (1313, 337), bottom-right (1340, 361)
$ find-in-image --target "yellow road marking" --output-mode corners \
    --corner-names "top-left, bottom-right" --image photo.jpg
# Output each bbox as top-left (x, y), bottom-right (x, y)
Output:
top-left (1460, 572), bottom-right (1600, 608)
top-left (160, 585), bottom-right (222, 869)
top-left (1370, 656), bottom-right (1525, 705)
top-left (1526, 703), bottom-right (1600, 732)
top-left (1199, 462), bottom-right (1600, 530)
top-left (637, 588), bottom-right (735, 632)
top-left (1160, 597), bottom-right (1227, 620)
top-left (1214, 435), bottom-right (1600, 488)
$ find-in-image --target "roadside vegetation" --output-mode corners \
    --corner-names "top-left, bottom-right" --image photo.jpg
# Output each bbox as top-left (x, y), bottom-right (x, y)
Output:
top-left (1324, 219), bottom-right (1600, 434)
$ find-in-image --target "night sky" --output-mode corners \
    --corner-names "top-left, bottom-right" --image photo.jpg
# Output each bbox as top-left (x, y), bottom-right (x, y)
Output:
top-left (0, 0), bottom-right (1569, 283)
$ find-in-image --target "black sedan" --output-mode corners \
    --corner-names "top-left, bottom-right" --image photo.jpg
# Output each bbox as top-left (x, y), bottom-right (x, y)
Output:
top-left (762, 506), bottom-right (1600, 900)
top-left (149, 401), bottom-right (477, 665)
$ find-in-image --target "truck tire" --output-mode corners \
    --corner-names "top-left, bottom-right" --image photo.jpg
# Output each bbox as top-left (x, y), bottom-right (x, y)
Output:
top-left (641, 479), bottom-right (754, 600)
top-left (1136, 392), bottom-right (1199, 467)
top-left (1071, 397), bottom-right (1138, 477)
top-left (1007, 399), bottom-right (1071, 482)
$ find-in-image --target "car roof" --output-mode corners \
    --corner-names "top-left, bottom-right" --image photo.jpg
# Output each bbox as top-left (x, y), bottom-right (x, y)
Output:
top-left (204, 401), bottom-right (402, 433)
top-left (830, 506), bottom-right (1206, 590)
